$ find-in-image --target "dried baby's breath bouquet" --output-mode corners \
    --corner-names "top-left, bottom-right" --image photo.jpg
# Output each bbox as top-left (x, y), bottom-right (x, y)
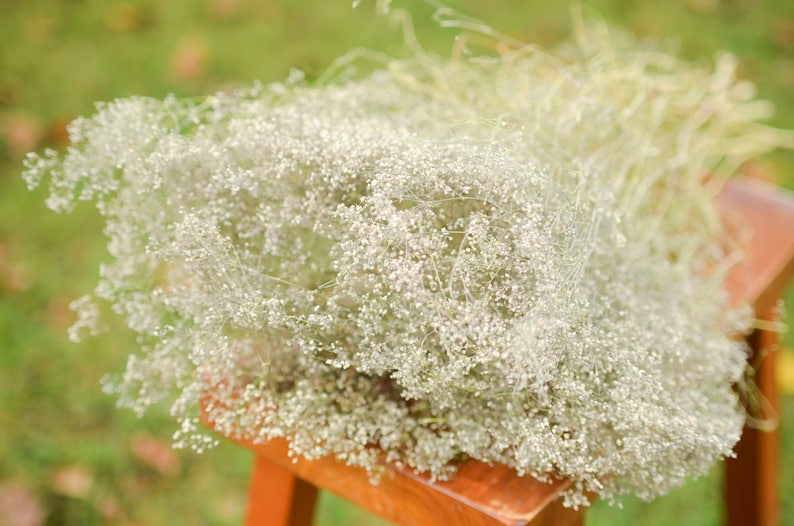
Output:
top-left (24, 8), bottom-right (792, 506)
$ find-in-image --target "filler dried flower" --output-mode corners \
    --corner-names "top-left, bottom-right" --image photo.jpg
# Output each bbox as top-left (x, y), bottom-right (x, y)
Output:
top-left (24, 7), bottom-right (792, 506)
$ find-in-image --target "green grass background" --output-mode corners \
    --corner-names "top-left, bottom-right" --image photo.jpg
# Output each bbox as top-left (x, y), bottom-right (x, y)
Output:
top-left (1, 1), bottom-right (793, 525)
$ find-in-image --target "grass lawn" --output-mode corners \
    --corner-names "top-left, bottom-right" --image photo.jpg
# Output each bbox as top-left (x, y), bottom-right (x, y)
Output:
top-left (1, 1), bottom-right (793, 525)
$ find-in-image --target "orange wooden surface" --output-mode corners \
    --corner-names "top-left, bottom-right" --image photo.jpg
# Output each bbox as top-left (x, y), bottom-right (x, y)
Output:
top-left (719, 177), bottom-right (794, 526)
top-left (233, 437), bottom-right (581, 526)
top-left (204, 177), bottom-right (794, 526)
top-left (719, 177), bottom-right (794, 315)
top-left (725, 315), bottom-right (780, 526)
top-left (244, 454), bottom-right (318, 526)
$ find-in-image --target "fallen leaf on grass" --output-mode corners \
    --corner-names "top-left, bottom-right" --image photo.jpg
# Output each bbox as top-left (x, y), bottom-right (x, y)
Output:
top-left (0, 482), bottom-right (45, 526)
top-left (96, 495), bottom-right (122, 522)
top-left (47, 299), bottom-right (74, 330)
top-left (0, 112), bottom-right (43, 159)
top-left (48, 465), bottom-right (94, 500)
top-left (42, 117), bottom-right (72, 148)
top-left (0, 249), bottom-right (31, 292)
top-left (130, 433), bottom-right (181, 477)
top-left (170, 37), bottom-right (208, 82)
top-left (773, 18), bottom-right (794, 51)
top-left (207, 0), bottom-right (244, 21)
top-left (0, 80), bottom-right (20, 107)
top-left (211, 491), bottom-right (246, 522)
top-left (105, 3), bottom-right (153, 33)
top-left (686, 0), bottom-right (719, 12)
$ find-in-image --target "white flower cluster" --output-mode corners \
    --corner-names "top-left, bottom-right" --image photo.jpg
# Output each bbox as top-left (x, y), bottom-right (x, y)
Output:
top-left (24, 27), bottom-right (789, 505)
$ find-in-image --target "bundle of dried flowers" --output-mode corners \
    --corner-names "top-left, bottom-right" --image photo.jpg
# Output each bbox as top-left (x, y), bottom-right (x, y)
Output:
top-left (24, 11), bottom-right (791, 506)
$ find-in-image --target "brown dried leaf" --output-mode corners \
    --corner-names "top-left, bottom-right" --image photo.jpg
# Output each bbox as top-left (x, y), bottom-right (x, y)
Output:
top-left (96, 495), bottom-right (122, 522)
top-left (773, 18), bottom-right (794, 51)
top-left (0, 263), bottom-right (32, 294)
top-left (0, 482), bottom-right (45, 526)
top-left (207, 0), bottom-right (244, 21)
top-left (0, 241), bottom-right (31, 293)
top-left (0, 79), bottom-right (20, 107)
top-left (210, 491), bottom-right (246, 522)
top-left (0, 112), bottom-right (43, 159)
top-left (686, 0), bottom-right (719, 12)
top-left (47, 299), bottom-right (74, 330)
top-left (105, 3), bottom-right (153, 34)
top-left (48, 465), bottom-right (94, 500)
top-left (170, 37), bottom-right (208, 82)
top-left (43, 117), bottom-right (72, 148)
top-left (130, 433), bottom-right (181, 477)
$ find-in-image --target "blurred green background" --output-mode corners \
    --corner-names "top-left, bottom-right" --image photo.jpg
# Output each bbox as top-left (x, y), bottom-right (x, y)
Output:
top-left (1, 1), bottom-right (793, 525)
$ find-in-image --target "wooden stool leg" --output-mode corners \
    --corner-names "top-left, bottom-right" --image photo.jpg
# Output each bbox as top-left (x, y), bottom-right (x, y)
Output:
top-left (246, 455), bottom-right (318, 526)
top-left (532, 497), bottom-right (584, 526)
top-left (725, 310), bottom-right (780, 526)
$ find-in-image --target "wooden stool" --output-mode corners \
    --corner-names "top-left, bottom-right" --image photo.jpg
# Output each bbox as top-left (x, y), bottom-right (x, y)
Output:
top-left (206, 177), bottom-right (794, 526)
top-left (719, 178), bottom-right (794, 526)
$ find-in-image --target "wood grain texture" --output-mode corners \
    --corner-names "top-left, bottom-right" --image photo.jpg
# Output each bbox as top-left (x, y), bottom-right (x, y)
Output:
top-left (204, 177), bottom-right (794, 526)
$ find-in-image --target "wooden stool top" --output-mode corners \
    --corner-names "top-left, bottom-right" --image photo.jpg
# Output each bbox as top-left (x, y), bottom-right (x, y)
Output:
top-left (719, 177), bottom-right (794, 313)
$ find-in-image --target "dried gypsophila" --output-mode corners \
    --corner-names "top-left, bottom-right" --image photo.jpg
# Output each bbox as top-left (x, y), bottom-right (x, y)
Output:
top-left (24, 13), bottom-right (792, 506)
